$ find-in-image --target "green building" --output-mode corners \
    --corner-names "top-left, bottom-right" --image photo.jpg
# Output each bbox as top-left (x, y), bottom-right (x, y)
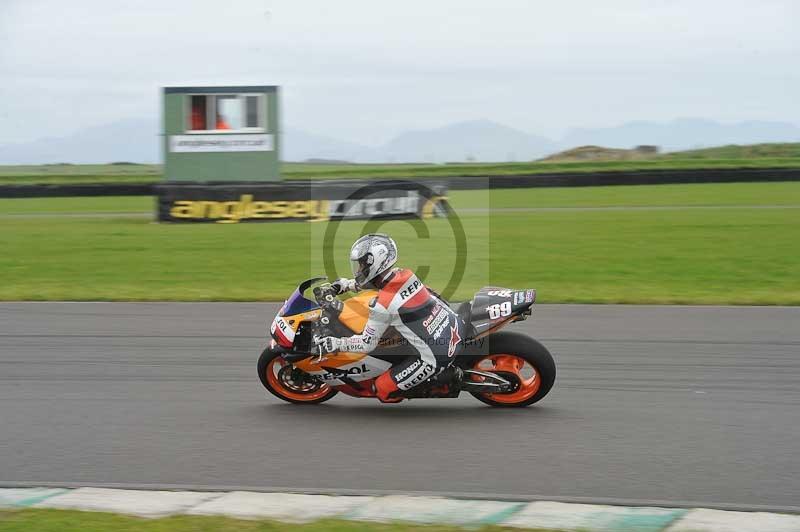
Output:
top-left (162, 86), bottom-right (280, 181)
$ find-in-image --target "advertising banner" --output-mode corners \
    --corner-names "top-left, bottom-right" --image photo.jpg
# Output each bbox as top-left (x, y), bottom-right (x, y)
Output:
top-left (168, 134), bottom-right (274, 153)
top-left (156, 180), bottom-right (449, 223)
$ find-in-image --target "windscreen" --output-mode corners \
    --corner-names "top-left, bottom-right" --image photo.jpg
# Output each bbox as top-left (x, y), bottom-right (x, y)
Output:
top-left (279, 287), bottom-right (319, 316)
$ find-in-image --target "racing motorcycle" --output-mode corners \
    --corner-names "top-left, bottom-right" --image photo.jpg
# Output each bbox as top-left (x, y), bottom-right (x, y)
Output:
top-left (258, 278), bottom-right (556, 407)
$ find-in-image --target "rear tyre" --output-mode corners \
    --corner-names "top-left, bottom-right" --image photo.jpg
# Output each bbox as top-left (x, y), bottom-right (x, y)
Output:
top-left (257, 348), bottom-right (338, 404)
top-left (463, 332), bottom-right (555, 407)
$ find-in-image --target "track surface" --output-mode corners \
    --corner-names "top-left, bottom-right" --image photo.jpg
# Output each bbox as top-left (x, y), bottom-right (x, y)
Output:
top-left (1, 303), bottom-right (799, 510)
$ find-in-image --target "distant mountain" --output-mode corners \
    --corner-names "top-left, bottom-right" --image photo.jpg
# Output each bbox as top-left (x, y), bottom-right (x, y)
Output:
top-left (2, 117), bottom-right (799, 164)
top-left (561, 118), bottom-right (800, 152)
top-left (375, 119), bottom-right (556, 163)
top-left (282, 127), bottom-right (373, 163)
top-left (0, 119), bottom-right (159, 164)
top-left (285, 119), bottom-right (556, 163)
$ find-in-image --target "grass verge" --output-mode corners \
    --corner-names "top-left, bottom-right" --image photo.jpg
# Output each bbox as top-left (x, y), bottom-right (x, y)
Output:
top-left (1, 183), bottom-right (798, 304)
top-left (0, 196), bottom-right (153, 214)
top-left (0, 509), bottom-right (549, 532)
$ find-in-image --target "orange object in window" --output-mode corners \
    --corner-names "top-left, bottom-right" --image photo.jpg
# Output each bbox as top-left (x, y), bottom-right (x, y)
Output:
top-left (191, 108), bottom-right (205, 130)
top-left (216, 116), bottom-right (230, 129)
top-left (190, 95), bottom-right (207, 130)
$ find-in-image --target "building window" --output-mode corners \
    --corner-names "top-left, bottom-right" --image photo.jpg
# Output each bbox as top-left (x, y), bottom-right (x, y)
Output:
top-left (245, 95), bottom-right (260, 128)
top-left (189, 95), bottom-right (207, 130)
top-left (186, 94), bottom-right (266, 133)
top-left (215, 95), bottom-right (241, 130)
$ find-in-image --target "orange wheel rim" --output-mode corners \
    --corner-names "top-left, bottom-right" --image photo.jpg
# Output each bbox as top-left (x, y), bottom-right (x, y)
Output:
top-left (266, 357), bottom-right (332, 402)
top-left (472, 354), bottom-right (541, 404)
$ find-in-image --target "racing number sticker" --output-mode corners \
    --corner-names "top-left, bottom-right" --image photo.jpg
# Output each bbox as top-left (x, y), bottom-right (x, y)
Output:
top-left (487, 301), bottom-right (512, 320)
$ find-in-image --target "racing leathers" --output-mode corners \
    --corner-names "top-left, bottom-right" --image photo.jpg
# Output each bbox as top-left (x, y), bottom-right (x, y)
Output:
top-left (319, 268), bottom-right (465, 402)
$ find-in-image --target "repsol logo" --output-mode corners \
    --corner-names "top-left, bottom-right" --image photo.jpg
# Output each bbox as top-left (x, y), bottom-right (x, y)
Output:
top-left (318, 363), bottom-right (369, 380)
top-left (400, 279), bottom-right (422, 300)
top-left (169, 195), bottom-right (329, 224)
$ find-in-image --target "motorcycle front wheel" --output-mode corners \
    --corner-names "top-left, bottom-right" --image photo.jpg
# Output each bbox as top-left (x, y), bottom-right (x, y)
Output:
top-left (257, 348), bottom-right (338, 404)
top-left (464, 332), bottom-right (556, 407)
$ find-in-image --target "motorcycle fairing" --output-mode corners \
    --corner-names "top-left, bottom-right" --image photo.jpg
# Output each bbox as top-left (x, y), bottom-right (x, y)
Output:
top-left (270, 277), bottom-right (326, 348)
top-left (295, 352), bottom-right (392, 386)
top-left (292, 291), bottom-right (387, 386)
top-left (271, 308), bottom-right (322, 347)
top-left (338, 291), bottom-right (378, 333)
top-left (469, 287), bottom-right (535, 338)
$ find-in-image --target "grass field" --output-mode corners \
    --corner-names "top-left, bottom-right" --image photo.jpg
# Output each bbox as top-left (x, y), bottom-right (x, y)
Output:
top-left (0, 509), bottom-right (539, 532)
top-left (1, 182), bottom-right (799, 304)
top-left (0, 163), bottom-right (161, 185)
top-left (0, 196), bottom-right (152, 214)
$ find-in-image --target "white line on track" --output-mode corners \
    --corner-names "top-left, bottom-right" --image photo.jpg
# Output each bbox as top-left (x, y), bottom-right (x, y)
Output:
top-left (2, 482), bottom-right (799, 514)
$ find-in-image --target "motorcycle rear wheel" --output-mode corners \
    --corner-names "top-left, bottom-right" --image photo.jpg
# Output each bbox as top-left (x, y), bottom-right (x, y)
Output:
top-left (465, 332), bottom-right (555, 407)
top-left (258, 348), bottom-right (338, 404)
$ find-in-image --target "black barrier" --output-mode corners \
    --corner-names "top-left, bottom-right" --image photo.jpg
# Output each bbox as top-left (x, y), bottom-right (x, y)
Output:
top-left (2, 167), bottom-right (800, 198)
top-left (0, 183), bottom-right (155, 198)
top-left (155, 180), bottom-right (449, 223)
top-left (451, 167), bottom-right (800, 190)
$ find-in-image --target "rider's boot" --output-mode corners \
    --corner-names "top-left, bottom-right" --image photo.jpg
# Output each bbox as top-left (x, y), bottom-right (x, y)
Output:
top-left (373, 372), bottom-right (403, 403)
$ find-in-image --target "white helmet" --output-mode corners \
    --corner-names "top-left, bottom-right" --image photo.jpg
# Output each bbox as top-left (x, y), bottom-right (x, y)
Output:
top-left (350, 233), bottom-right (398, 288)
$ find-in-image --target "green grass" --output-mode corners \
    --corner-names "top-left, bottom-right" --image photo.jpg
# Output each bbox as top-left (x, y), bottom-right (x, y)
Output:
top-left (0, 509), bottom-right (547, 532)
top-left (1, 182), bottom-right (798, 304)
top-left (1, 146), bottom-right (800, 185)
top-left (490, 208), bottom-right (799, 304)
top-left (0, 196), bottom-right (153, 214)
top-left (453, 181), bottom-right (800, 209)
top-left (0, 163), bottom-right (161, 185)
top-left (0, 163), bottom-right (161, 176)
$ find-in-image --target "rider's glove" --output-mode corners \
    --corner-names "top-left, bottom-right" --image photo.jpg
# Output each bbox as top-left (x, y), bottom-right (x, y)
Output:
top-left (315, 336), bottom-right (342, 356)
top-left (330, 278), bottom-right (357, 295)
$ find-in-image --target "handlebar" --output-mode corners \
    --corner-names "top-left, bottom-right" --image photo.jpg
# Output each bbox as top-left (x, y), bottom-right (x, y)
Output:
top-left (312, 284), bottom-right (339, 306)
top-left (310, 283), bottom-right (342, 345)
top-left (313, 283), bottom-right (345, 319)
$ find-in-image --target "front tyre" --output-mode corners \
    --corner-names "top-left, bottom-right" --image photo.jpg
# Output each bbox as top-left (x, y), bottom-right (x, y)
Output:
top-left (257, 348), bottom-right (338, 404)
top-left (466, 332), bottom-right (555, 407)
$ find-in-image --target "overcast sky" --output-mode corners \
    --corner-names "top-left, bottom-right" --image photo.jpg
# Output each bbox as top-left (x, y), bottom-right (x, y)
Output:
top-left (1, 0), bottom-right (798, 145)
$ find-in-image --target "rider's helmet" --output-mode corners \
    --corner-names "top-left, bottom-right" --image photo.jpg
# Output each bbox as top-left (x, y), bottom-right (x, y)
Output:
top-left (350, 233), bottom-right (398, 288)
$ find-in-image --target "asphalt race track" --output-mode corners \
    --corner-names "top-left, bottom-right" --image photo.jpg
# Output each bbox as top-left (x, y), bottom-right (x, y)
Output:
top-left (1, 303), bottom-right (799, 511)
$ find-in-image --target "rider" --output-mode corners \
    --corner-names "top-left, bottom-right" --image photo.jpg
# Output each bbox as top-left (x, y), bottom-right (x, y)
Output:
top-left (314, 233), bottom-right (464, 402)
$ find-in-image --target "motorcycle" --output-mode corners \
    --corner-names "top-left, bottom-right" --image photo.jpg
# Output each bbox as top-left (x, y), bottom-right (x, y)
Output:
top-left (258, 277), bottom-right (556, 407)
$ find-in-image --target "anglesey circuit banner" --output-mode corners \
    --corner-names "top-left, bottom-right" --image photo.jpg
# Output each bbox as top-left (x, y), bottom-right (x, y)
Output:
top-left (156, 180), bottom-right (449, 223)
top-left (168, 134), bottom-right (274, 153)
